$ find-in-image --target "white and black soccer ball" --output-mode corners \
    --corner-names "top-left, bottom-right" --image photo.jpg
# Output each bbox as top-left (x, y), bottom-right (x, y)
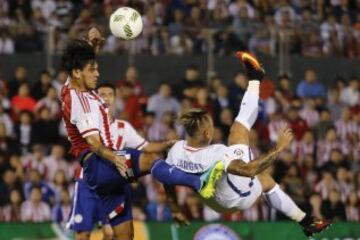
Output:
top-left (109, 7), bottom-right (143, 40)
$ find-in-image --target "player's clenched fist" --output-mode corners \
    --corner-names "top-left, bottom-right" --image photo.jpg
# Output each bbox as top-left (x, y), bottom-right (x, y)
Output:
top-left (276, 127), bottom-right (294, 151)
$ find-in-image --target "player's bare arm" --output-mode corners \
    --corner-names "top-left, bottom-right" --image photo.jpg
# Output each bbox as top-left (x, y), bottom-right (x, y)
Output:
top-left (85, 134), bottom-right (128, 177)
top-left (143, 140), bottom-right (177, 153)
top-left (227, 128), bottom-right (294, 177)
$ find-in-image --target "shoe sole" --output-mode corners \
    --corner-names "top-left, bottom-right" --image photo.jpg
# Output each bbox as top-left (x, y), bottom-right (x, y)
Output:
top-left (200, 162), bottom-right (224, 199)
top-left (306, 223), bottom-right (332, 237)
top-left (236, 51), bottom-right (262, 70)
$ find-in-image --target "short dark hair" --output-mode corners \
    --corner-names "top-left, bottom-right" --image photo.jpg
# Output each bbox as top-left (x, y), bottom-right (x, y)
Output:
top-left (97, 83), bottom-right (116, 93)
top-left (61, 40), bottom-right (96, 74)
top-left (179, 109), bottom-right (209, 137)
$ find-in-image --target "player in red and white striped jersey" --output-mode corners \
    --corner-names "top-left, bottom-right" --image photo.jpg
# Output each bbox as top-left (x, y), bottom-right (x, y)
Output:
top-left (60, 30), bottom-right (127, 240)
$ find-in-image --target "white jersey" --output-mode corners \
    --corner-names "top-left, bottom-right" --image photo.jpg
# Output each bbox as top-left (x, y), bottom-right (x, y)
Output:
top-left (166, 140), bottom-right (233, 173)
top-left (166, 140), bottom-right (262, 211)
top-left (110, 119), bottom-right (148, 151)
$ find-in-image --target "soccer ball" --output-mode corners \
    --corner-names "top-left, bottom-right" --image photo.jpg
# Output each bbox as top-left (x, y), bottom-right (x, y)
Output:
top-left (109, 7), bottom-right (143, 40)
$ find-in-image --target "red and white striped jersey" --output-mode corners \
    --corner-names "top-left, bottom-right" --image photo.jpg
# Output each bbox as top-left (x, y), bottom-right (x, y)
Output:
top-left (61, 80), bottom-right (114, 157)
top-left (110, 119), bottom-right (147, 151)
top-left (73, 119), bottom-right (148, 179)
top-left (335, 119), bottom-right (358, 141)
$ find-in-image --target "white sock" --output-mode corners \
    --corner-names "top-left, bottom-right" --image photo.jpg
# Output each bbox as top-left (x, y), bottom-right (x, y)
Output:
top-left (263, 184), bottom-right (306, 222)
top-left (235, 81), bottom-right (260, 130)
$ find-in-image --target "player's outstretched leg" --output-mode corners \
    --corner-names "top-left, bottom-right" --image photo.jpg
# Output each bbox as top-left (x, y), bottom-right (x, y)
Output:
top-left (150, 160), bottom-right (224, 199)
top-left (259, 172), bottom-right (331, 237)
top-left (228, 51), bottom-right (265, 146)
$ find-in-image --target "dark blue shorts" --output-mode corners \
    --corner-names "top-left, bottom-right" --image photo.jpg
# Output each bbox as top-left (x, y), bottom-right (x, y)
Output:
top-left (81, 148), bottom-right (142, 227)
top-left (67, 179), bottom-right (108, 232)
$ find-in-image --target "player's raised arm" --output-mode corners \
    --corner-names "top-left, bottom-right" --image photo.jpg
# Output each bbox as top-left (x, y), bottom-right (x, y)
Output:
top-left (227, 128), bottom-right (294, 177)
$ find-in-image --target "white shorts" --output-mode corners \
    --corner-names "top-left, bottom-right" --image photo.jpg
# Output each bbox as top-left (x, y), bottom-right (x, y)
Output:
top-left (213, 144), bottom-right (262, 210)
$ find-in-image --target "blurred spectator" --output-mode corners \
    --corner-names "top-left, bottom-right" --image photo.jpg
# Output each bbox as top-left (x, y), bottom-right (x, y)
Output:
top-left (147, 83), bottom-right (180, 120)
top-left (31, 0), bottom-right (56, 21)
top-left (1, 189), bottom-right (22, 222)
top-left (117, 65), bottom-right (143, 97)
top-left (0, 122), bottom-right (14, 155)
top-left (296, 69), bottom-right (326, 98)
top-left (146, 188), bottom-right (172, 221)
top-left (322, 149), bottom-right (349, 176)
top-left (317, 127), bottom-right (349, 166)
top-left (327, 87), bottom-right (346, 120)
top-left (21, 186), bottom-right (51, 222)
top-left (14, 111), bottom-right (34, 153)
top-left (228, 71), bottom-right (248, 112)
top-left (23, 169), bottom-right (55, 205)
top-left (50, 170), bottom-right (70, 203)
top-left (147, 112), bottom-right (174, 142)
top-left (340, 77), bottom-right (359, 107)
top-left (34, 87), bottom-right (61, 119)
top-left (315, 171), bottom-right (339, 200)
top-left (299, 98), bottom-right (320, 127)
top-left (52, 70), bottom-right (68, 98)
top-left (7, 66), bottom-right (27, 98)
top-left (31, 70), bottom-right (53, 100)
top-left (232, 6), bottom-right (256, 49)
top-left (213, 84), bottom-right (231, 124)
top-left (22, 145), bottom-right (47, 178)
top-left (192, 87), bottom-right (213, 117)
top-left (321, 189), bottom-right (346, 221)
top-left (43, 145), bottom-right (71, 181)
top-left (346, 191), bottom-right (360, 221)
top-left (0, 30), bottom-right (14, 54)
top-left (175, 64), bottom-right (203, 100)
top-left (0, 168), bottom-right (22, 206)
top-left (0, 104), bottom-right (13, 137)
top-left (118, 83), bottom-right (143, 129)
top-left (52, 188), bottom-right (71, 227)
top-left (313, 109), bottom-right (334, 140)
top-left (286, 106), bottom-right (309, 141)
top-left (335, 107), bottom-right (358, 141)
top-left (11, 83), bottom-right (36, 119)
top-left (218, 108), bottom-right (234, 139)
top-left (302, 30), bottom-right (323, 57)
top-left (292, 130), bottom-right (316, 163)
top-left (32, 107), bottom-right (60, 144)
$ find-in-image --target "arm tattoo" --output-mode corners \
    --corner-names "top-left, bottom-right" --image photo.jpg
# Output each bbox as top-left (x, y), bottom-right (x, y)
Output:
top-left (252, 149), bottom-right (279, 175)
top-left (227, 148), bottom-right (280, 177)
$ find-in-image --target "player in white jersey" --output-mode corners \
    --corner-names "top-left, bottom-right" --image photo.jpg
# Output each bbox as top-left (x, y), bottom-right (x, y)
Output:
top-left (157, 52), bottom-right (331, 237)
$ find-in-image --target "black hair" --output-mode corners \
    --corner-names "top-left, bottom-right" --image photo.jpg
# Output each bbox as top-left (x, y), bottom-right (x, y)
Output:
top-left (97, 83), bottom-right (116, 93)
top-left (61, 39), bottom-right (96, 74)
top-left (186, 64), bottom-right (199, 71)
top-left (179, 109), bottom-right (209, 137)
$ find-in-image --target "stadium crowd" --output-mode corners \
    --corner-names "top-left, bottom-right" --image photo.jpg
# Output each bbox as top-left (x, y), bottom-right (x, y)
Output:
top-left (0, 0), bottom-right (360, 57)
top-left (0, 63), bottom-right (359, 227)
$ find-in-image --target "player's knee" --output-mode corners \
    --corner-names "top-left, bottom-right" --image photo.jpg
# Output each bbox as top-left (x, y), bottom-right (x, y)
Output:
top-left (75, 232), bottom-right (91, 240)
